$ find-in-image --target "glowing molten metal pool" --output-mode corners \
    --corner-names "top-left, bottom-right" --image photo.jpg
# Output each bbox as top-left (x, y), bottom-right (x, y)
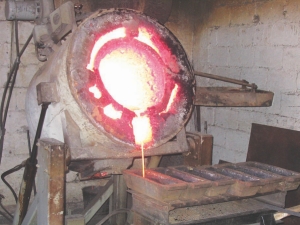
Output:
top-left (68, 9), bottom-right (194, 152)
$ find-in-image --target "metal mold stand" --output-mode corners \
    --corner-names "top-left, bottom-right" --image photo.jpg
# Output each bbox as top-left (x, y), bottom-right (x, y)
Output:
top-left (131, 192), bottom-right (281, 225)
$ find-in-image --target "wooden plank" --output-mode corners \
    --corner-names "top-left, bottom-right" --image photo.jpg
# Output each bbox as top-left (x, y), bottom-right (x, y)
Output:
top-left (195, 87), bottom-right (274, 107)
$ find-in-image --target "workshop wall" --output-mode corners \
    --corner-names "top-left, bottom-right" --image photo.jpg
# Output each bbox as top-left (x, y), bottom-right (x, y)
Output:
top-left (1, 0), bottom-right (300, 209)
top-left (193, 0), bottom-right (300, 164)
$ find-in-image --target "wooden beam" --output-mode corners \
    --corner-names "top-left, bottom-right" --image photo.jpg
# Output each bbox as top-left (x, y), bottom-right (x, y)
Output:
top-left (195, 87), bottom-right (274, 107)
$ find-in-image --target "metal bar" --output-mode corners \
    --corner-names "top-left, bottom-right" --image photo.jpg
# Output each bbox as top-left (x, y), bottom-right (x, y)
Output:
top-left (14, 103), bottom-right (50, 225)
top-left (30, 103), bottom-right (50, 163)
top-left (195, 87), bottom-right (274, 107)
top-left (255, 199), bottom-right (300, 218)
top-left (196, 106), bottom-right (201, 132)
top-left (147, 156), bottom-right (162, 169)
top-left (20, 196), bottom-right (37, 225)
top-left (111, 175), bottom-right (128, 225)
top-left (83, 179), bottom-right (113, 224)
top-left (37, 139), bottom-right (66, 225)
top-left (195, 71), bottom-right (258, 90)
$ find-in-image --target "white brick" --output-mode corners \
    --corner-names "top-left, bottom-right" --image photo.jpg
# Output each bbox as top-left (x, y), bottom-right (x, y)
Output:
top-left (280, 91), bottom-right (300, 118)
top-left (253, 25), bottom-right (268, 47)
top-left (216, 27), bottom-right (239, 47)
top-left (240, 67), bottom-right (268, 90)
top-left (283, 47), bottom-right (300, 71)
top-left (19, 43), bottom-right (40, 66)
top-left (254, 46), bottom-right (283, 69)
top-left (0, 2), bottom-right (6, 21)
top-left (237, 109), bottom-right (254, 133)
top-left (267, 69), bottom-right (297, 92)
top-left (208, 47), bottom-right (229, 66)
top-left (195, 75), bottom-right (211, 86)
top-left (267, 21), bottom-right (299, 46)
top-left (298, 72), bottom-right (300, 91)
top-left (8, 87), bottom-right (27, 111)
top-left (0, 66), bottom-right (10, 87)
top-left (228, 47), bottom-right (255, 67)
top-left (214, 108), bottom-right (239, 130)
top-left (17, 21), bottom-right (34, 45)
top-left (5, 111), bottom-right (27, 134)
top-left (0, 42), bottom-right (11, 67)
top-left (225, 129), bottom-right (249, 153)
top-left (0, 21), bottom-right (12, 43)
top-left (208, 28), bottom-right (218, 47)
top-left (239, 26), bottom-right (255, 47)
top-left (200, 107), bottom-right (215, 127)
top-left (212, 146), bottom-right (246, 165)
top-left (213, 66), bottom-right (242, 80)
top-left (15, 64), bottom-right (39, 88)
top-left (210, 126), bottom-right (226, 147)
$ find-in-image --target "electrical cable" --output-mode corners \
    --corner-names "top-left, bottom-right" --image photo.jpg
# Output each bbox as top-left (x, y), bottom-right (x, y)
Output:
top-left (0, 20), bottom-right (33, 163)
top-left (1, 161), bottom-right (26, 203)
top-left (0, 210), bottom-right (13, 223)
top-left (95, 209), bottom-right (131, 225)
top-left (27, 130), bottom-right (36, 195)
top-left (0, 195), bottom-right (13, 219)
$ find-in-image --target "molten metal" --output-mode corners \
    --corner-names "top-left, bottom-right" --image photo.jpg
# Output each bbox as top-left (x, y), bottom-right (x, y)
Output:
top-left (68, 9), bottom-right (194, 151)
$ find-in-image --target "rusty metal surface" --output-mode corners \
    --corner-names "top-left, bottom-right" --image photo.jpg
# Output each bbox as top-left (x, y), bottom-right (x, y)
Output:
top-left (195, 87), bottom-right (274, 107)
top-left (124, 162), bottom-right (300, 203)
top-left (48, 140), bottom-right (66, 225)
top-left (195, 71), bottom-right (258, 90)
top-left (36, 82), bottom-right (59, 105)
top-left (184, 132), bottom-right (213, 167)
top-left (93, 0), bottom-right (173, 24)
top-left (68, 9), bottom-right (194, 150)
top-left (131, 192), bottom-right (277, 225)
top-left (68, 158), bottom-right (133, 179)
top-left (68, 128), bottom-right (190, 161)
top-left (15, 159), bottom-right (37, 225)
top-left (246, 123), bottom-right (300, 225)
top-left (37, 138), bottom-right (66, 225)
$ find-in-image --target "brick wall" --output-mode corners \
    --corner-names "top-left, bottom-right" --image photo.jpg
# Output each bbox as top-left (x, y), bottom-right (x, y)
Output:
top-left (193, 0), bottom-right (300, 164)
top-left (1, 0), bottom-right (299, 207)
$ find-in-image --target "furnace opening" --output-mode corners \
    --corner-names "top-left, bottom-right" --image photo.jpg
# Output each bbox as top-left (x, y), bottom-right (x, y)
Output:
top-left (68, 9), bottom-right (194, 150)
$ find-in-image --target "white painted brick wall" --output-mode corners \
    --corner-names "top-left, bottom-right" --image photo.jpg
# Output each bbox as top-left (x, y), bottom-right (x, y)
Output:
top-left (0, 0), bottom-right (43, 206)
top-left (194, 0), bottom-right (300, 165)
top-left (1, 0), bottom-right (300, 208)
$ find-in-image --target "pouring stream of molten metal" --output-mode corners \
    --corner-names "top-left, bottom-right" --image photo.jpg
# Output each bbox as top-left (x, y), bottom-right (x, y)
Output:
top-left (87, 26), bottom-right (179, 177)
top-left (132, 114), bottom-right (152, 177)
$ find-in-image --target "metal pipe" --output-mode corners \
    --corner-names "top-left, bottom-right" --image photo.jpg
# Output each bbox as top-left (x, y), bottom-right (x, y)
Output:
top-left (15, 102), bottom-right (50, 225)
top-left (5, 1), bottom-right (37, 21)
top-left (196, 106), bottom-right (201, 132)
top-left (194, 71), bottom-right (258, 90)
top-left (30, 103), bottom-right (50, 163)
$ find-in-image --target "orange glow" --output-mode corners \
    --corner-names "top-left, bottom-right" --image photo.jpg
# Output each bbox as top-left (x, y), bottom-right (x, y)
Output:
top-left (135, 27), bottom-right (160, 55)
top-left (160, 84), bottom-right (179, 114)
top-left (103, 104), bottom-right (122, 119)
top-left (132, 115), bottom-right (152, 145)
top-left (99, 48), bottom-right (163, 112)
top-left (87, 28), bottom-right (126, 71)
top-left (89, 85), bottom-right (102, 99)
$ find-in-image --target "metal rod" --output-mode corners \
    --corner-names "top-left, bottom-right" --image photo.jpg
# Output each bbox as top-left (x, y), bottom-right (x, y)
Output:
top-left (17, 102), bottom-right (50, 224)
top-left (194, 71), bottom-right (258, 90)
top-left (196, 106), bottom-right (201, 132)
top-left (30, 103), bottom-right (50, 163)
